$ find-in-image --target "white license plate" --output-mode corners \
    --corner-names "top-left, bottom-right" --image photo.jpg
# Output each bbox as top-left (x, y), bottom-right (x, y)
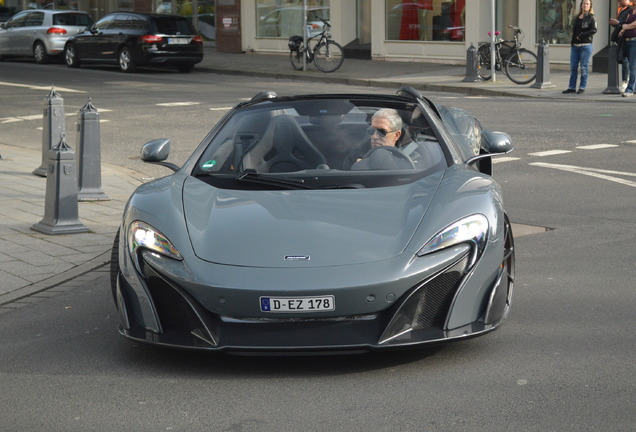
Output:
top-left (260, 296), bottom-right (335, 313)
top-left (168, 38), bottom-right (190, 44)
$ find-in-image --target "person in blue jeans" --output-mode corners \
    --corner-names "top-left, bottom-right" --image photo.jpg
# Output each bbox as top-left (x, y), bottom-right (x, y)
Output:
top-left (619, 3), bottom-right (636, 96)
top-left (610, 0), bottom-right (633, 91)
top-left (562, 0), bottom-right (597, 95)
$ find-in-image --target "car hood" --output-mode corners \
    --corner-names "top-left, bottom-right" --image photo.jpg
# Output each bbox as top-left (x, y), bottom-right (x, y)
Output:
top-left (182, 173), bottom-right (443, 267)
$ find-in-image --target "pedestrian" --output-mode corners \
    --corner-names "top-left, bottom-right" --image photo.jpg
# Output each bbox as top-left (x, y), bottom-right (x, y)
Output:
top-left (619, 3), bottom-right (636, 97)
top-left (610, 0), bottom-right (633, 91)
top-left (562, 0), bottom-right (597, 95)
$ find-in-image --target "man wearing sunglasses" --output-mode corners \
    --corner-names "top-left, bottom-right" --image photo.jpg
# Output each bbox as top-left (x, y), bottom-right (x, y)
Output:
top-left (350, 108), bottom-right (415, 171)
top-left (368, 108), bottom-right (403, 148)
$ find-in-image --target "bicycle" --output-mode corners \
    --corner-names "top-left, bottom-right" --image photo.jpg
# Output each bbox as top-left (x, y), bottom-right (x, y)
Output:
top-left (288, 18), bottom-right (344, 73)
top-left (477, 25), bottom-right (537, 85)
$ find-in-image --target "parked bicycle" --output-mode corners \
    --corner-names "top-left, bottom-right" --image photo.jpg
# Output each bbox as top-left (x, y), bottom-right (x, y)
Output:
top-left (288, 18), bottom-right (344, 73)
top-left (478, 25), bottom-right (537, 85)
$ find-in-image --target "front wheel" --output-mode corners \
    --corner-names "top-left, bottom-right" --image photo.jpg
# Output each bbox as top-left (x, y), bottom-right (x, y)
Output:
top-left (289, 49), bottom-right (304, 70)
top-left (313, 40), bottom-right (344, 73)
top-left (477, 44), bottom-right (492, 81)
top-left (118, 47), bottom-right (136, 73)
top-left (504, 48), bottom-right (537, 85)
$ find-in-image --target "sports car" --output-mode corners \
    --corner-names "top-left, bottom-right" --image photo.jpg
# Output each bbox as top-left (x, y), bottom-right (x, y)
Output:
top-left (111, 86), bottom-right (515, 354)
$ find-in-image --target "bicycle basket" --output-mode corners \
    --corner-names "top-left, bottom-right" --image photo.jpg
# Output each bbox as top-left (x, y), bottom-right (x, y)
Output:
top-left (288, 35), bottom-right (303, 52)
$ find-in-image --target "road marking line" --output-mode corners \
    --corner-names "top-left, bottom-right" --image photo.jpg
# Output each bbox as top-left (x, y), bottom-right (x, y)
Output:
top-left (528, 150), bottom-right (572, 157)
top-left (209, 107), bottom-right (233, 111)
top-left (493, 157), bottom-right (521, 164)
top-left (156, 102), bottom-right (201, 107)
top-left (530, 162), bottom-right (636, 188)
top-left (0, 81), bottom-right (85, 93)
top-left (576, 144), bottom-right (619, 150)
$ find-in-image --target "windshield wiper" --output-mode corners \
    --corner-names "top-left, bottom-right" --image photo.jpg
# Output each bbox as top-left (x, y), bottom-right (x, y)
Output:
top-left (236, 169), bottom-right (311, 190)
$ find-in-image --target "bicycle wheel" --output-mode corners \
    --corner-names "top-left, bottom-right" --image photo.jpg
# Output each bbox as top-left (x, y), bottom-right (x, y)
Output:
top-left (313, 40), bottom-right (344, 73)
top-left (290, 49), bottom-right (304, 70)
top-left (477, 44), bottom-right (492, 81)
top-left (504, 48), bottom-right (537, 85)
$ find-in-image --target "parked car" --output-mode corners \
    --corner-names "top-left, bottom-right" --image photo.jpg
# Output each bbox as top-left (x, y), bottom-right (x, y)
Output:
top-left (0, 9), bottom-right (92, 64)
top-left (110, 86), bottom-right (516, 354)
top-left (64, 12), bottom-right (203, 73)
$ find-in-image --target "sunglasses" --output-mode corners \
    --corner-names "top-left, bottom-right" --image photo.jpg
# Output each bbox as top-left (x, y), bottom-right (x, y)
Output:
top-left (367, 126), bottom-right (398, 137)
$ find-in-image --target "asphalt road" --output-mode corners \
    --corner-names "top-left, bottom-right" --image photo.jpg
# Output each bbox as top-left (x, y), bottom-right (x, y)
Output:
top-left (0, 61), bottom-right (635, 432)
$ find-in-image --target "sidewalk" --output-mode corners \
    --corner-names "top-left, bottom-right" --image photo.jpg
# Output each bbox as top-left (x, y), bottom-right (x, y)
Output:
top-left (0, 47), bottom-right (630, 306)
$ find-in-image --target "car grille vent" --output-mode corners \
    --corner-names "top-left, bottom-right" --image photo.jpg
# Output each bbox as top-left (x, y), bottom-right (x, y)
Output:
top-left (416, 254), bottom-right (470, 328)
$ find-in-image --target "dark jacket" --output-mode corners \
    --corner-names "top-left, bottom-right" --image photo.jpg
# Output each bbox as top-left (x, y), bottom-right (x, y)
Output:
top-left (571, 14), bottom-right (597, 45)
top-left (612, 7), bottom-right (632, 43)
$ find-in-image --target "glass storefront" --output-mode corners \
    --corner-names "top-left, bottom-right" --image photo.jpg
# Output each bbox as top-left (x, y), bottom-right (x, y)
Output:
top-left (256, 0), bottom-right (330, 38)
top-left (536, 0), bottom-right (576, 45)
top-left (385, 0), bottom-right (465, 42)
top-left (155, 0), bottom-right (215, 39)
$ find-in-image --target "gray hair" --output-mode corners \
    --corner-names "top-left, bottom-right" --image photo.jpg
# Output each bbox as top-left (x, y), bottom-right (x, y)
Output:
top-left (372, 108), bottom-right (403, 132)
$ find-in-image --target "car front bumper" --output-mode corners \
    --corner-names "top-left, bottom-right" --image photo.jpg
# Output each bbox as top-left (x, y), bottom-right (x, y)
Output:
top-left (114, 240), bottom-right (511, 354)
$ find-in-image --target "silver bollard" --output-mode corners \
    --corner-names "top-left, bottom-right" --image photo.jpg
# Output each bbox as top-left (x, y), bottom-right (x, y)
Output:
top-left (603, 44), bottom-right (621, 94)
top-left (77, 98), bottom-right (110, 201)
top-left (531, 41), bottom-right (555, 89)
top-left (463, 44), bottom-right (482, 83)
top-left (31, 134), bottom-right (89, 235)
top-left (33, 88), bottom-right (65, 177)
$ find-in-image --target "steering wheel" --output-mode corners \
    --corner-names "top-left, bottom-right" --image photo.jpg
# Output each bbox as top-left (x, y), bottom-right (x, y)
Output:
top-left (363, 146), bottom-right (416, 169)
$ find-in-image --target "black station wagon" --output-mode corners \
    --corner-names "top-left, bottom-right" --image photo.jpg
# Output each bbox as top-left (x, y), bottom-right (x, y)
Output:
top-left (64, 12), bottom-right (203, 73)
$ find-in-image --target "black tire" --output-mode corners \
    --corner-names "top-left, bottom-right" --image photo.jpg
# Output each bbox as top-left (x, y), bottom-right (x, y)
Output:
top-left (313, 40), bottom-right (344, 73)
top-left (64, 44), bottom-right (80, 68)
top-left (118, 46), bottom-right (136, 73)
top-left (110, 228), bottom-right (120, 304)
top-left (33, 41), bottom-right (49, 64)
top-left (504, 48), bottom-right (537, 85)
top-left (477, 44), bottom-right (492, 81)
top-left (177, 64), bottom-right (195, 73)
top-left (289, 49), bottom-right (304, 70)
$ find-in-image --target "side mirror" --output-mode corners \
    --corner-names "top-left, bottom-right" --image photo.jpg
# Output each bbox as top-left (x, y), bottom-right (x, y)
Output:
top-left (140, 138), bottom-right (179, 171)
top-left (481, 130), bottom-right (513, 154)
top-left (0, 23), bottom-right (7, 30)
top-left (465, 130), bottom-right (513, 169)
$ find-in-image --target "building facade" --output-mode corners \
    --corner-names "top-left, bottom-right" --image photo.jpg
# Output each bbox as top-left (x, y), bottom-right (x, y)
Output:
top-left (3, 0), bottom-right (616, 66)
top-left (242, 0), bottom-right (613, 66)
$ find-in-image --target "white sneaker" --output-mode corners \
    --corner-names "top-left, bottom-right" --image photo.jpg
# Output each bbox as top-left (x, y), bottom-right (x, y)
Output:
top-left (620, 81), bottom-right (628, 92)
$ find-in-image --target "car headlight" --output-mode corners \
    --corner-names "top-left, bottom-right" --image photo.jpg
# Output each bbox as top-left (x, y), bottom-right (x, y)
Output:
top-left (417, 214), bottom-right (488, 267)
top-left (128, 221), bottom-right (182, 261)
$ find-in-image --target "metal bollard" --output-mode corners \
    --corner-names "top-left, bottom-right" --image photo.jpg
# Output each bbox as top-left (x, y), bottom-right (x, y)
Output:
top-left (77, 98), bottom-right (110, 201)
top-left (603, 44), bottom-right (621, 94)
top-left (463, 44), bottom-right (482, 83)
top-left (31, 134), bottom-right (89, 235)
top-left (33, 88), bottom-right (65, 177)
top-left (531, 41), bottom-right (555, 89)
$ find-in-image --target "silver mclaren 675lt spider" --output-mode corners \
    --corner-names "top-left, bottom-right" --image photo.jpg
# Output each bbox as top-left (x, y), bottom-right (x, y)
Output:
top-left (111, 86), bottom-right (516, 354)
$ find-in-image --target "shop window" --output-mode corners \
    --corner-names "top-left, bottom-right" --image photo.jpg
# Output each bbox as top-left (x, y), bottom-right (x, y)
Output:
top-left (154, 0), bottom-right (215, 39)
top-left (256, 0), bottom-right (330, 38)
top-left (536, 0), bottom-right (575, 45)
top-left (386, 0), bottom-right (465, 42)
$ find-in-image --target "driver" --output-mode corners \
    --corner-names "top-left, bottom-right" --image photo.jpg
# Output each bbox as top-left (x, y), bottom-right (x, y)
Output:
top-left (351, 109), bottom-right (412, 170)
top-left (368, 108), bottom-right (402, 148)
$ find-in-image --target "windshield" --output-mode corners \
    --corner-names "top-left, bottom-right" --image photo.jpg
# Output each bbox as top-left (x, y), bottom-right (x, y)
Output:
top-left (192, 98), bottom-right (447, 190)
